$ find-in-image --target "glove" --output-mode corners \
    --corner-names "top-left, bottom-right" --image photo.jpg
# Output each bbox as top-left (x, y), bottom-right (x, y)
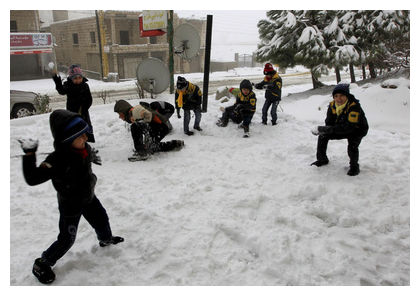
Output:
top-left (91, 147), bottom-right (102, 165)
top-left (317, 126), bottom-right (333, 135)
top-left (311, 127), bottom-right (320, 135)
top-left (254, 82), bottom-right (263, 90)
top-left (52, 74), bottom-right (61, 83)
top-left (18, 138), bottom-right (39, 154)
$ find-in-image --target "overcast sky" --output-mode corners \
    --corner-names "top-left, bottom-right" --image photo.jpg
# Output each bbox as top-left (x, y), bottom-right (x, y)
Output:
top-left (175, 10), bottom-right (268, 45)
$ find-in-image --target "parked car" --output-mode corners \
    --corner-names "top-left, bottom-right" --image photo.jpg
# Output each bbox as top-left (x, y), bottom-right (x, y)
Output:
top-left (10, 90), bottom-right (38, 119)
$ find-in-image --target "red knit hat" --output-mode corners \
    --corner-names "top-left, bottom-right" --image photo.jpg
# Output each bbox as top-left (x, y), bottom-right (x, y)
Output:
top-left (263, 63), bottom-right (275, 75)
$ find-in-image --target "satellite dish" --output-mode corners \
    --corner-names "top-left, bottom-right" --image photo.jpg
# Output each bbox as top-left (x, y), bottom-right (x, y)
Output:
top-left (174, 23), bottom-right (201, 60)
top-left (136, 58), bottom-right (170, 97)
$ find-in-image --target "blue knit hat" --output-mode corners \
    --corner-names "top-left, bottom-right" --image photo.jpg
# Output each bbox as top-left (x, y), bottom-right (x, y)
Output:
top-left (61, 116), bottom-right (90, 143)
top-left (332, 83), bottom-right (350, 97)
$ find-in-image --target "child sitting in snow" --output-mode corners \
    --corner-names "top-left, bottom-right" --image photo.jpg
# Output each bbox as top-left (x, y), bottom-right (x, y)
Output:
top-left (216, 79), bottom-right (257, 138)
top-left (310, 83), bottom-right (369, 176)
top-left (19, 110), bottom-right (123, 284)
top-left (52, 64), bottom-right (95, 143)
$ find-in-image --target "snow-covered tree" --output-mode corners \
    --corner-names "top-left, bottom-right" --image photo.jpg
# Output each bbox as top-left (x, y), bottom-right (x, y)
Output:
top-left (257, 10), bottom-right (332, 89)
top-left (256, 10), bottom-right (410, 86)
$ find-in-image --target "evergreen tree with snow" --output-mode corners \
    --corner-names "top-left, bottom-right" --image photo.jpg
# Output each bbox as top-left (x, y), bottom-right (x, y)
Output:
top-left (256, 10), bottom-right (409, 85)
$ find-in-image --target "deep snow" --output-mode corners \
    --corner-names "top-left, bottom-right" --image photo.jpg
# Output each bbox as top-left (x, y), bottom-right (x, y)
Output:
top-left (9, 71), bottom-right (410, 286)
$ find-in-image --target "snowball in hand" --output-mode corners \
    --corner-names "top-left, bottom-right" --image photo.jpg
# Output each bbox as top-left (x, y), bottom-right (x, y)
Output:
top-left (48, 62), bottom-right (55, 70)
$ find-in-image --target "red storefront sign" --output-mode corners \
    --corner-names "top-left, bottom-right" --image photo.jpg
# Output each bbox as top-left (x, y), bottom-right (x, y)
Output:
top-left (139, 17), bottom-right (166, 37)
top-left (10, 33), bottom-right (53, 55)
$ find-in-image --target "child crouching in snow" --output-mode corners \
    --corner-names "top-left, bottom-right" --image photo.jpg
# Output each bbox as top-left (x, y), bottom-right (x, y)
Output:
top-left (20, 109), bottom-right (123, 284)
top-left (216, 79), bottom-right (257, 138)
top-left (310, 83), bottom-right (369, 176)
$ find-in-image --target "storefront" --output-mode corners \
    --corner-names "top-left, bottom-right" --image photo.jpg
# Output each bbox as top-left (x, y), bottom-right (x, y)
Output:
top-left (10, 33), bottom-right (56, 80)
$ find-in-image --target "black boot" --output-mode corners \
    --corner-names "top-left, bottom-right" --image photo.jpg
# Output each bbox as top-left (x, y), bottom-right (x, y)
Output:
top-left (310, 159), bottom-right (329, 167)
top-left (128, 150), bottom-right (150, 161)
top-left (216, 119), bottom-right (228, 127)
top-left (99, 236), bottom-right (124, 247)
top-left (32, 258), bottom-right (55, 284)
top-left (347, 164), bottom-right (360, 176)
top-left (272, 120), bottom-right (277, 126)
top-left (193, 126), bottom-right (202, 131)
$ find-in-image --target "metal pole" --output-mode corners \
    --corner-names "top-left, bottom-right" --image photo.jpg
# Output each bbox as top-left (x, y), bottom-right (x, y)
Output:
top-left (202, 15), bottom-right (213, 113)
top-left (95, 10), bottom-right (104, 80)
top-left (167, 10), bottom-right (174, 94)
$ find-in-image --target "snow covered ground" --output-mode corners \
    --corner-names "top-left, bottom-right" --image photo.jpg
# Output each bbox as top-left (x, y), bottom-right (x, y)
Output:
top-left (9, 71), bottom-right (410, 286)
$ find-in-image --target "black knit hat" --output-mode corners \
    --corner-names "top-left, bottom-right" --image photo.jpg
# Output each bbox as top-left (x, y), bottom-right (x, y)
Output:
top-left (332, 83), bottom-right (350, 97)
top-left (176, 76), bottom-right (188, 90)
top-left (49, 110), bottom-right (90, 146)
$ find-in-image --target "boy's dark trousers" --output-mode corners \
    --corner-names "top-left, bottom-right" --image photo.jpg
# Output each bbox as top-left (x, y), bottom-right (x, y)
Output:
top-left (41, 195), bottom-right (112, 266)
top-left (316, 133), bottom-right (364, 167)
top-left (262, 99), bottom-right (280, 123)
top-left (183, 108), bottom-right (202, 132)
top-left (131, 120), bottom-right (175, 153)
top-left (222, 106), bottom-right (254, 127)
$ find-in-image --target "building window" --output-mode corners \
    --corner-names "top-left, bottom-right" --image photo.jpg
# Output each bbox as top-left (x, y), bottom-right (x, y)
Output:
top-left (90, 32), bottom-right (96, 44)
top-left (72, 33), bottom-right (79, 45)
top-left (10, 21), bottom-right (17, 32)
top-left (120, 31), bottom-right (129, 45)
top-left (149, 36), bottom-right (157, 44)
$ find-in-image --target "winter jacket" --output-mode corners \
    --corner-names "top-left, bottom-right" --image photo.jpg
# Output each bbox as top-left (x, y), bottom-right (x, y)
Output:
top-left (22, 110), bottom-right (97, 205)
top-left (140, 101), bottom-right (175, 119)
top-left (52, 74), bottom-right (95, 142)
top-left (234, 91), bottom-right (257, 114)
top-left (114, 100), bottom-right (169, 140)
top-left (114, 100), bottom-right (167, 125)
top-left (255, 72), bottom-right (282, 102)
top-left (324, 94), bottom-right (369, 137)
top-left (175, 82), bottom-right (202, 111)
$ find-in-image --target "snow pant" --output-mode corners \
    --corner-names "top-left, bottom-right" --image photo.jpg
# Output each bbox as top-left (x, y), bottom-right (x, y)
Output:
top-left (131, 120), bottom-right (178, 153)
top-left (183, 108), bottom-right (202, 133)
top-left (316, 133), bottom-right (365, 167)
top-left (41, 195), bottom-right (112, 266)
top-left (262, 99), bottom-right (280, 124)
top-left (221, 106), bottom-right (254, 127)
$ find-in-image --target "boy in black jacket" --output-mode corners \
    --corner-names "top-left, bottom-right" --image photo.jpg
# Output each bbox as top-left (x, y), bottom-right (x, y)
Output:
top-left (52, 64), bottom-right (95, 143)
top-left (216, 79), bottom-right (257, 138)
top-left (175, 76), bottom-right (203, 135)
top-left (311, 83), bottom-right (369, 176)
top-left (20, 110), bottom-right (123, 284)
top-left (254, 63), bottom-right (282, 125)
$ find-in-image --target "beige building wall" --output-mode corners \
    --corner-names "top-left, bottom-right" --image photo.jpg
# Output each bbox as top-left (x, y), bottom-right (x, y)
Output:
top-left (47, 10), bottom-right (206, 79)
top-left (10, 10), bottom-right (41, 32)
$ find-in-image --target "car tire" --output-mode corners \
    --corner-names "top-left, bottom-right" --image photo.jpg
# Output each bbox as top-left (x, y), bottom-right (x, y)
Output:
top-left (11, 103), bottom-right (35, 119)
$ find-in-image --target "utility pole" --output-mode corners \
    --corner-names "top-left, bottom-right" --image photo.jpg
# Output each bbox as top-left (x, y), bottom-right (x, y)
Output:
top-left (167, 10), bottom-right (174, 94)
top-left (95, 10), bottom-right (108, 80)
top-left (202, 15), bottom-right (213, 113)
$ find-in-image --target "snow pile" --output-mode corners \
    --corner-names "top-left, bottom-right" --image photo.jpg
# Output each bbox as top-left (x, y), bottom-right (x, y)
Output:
top-left (9, 77), bottom-right (410, 285)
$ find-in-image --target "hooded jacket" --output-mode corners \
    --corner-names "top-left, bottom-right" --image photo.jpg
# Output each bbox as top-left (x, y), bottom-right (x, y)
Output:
top-left (22, 110), bottom-right (97, 205)
top-left (325, 93), bottom-right (369, 137)
top-left (175, 81), bottom-right (202, 111)
top-left (234, 80), bottom-right (257, 113)
top-left (255, 72), bottom-right (282, 102)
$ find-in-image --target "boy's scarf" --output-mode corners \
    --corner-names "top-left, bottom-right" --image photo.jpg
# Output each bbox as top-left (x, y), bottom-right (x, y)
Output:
top-left (335, 99), bottom-right (348, 116)
top-left (177, 91), bottom-right (184, 108)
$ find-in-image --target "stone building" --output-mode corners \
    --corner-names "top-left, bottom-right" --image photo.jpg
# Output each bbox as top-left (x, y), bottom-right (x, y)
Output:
top-left (46, 10), bottom-right (206, 80)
